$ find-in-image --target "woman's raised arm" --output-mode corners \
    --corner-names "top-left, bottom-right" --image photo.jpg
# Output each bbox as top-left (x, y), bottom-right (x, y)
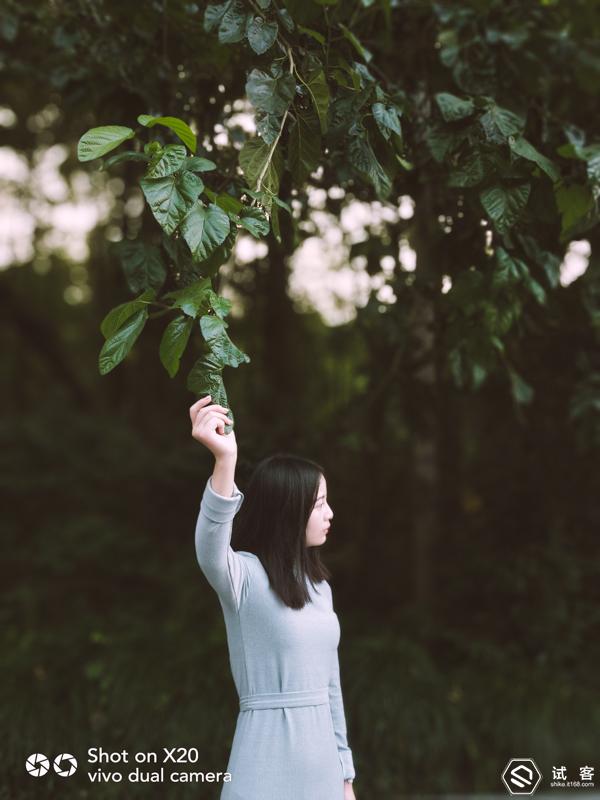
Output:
top-left (190, 397), bottom-right (248, 611)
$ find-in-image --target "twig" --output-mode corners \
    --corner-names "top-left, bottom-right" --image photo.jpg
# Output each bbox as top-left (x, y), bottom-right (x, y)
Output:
top-left (251, 46), bottom-right (295, 203)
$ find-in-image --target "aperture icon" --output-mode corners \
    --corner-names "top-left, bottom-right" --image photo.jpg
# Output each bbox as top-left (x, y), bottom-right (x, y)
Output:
top-left (26, 752), bottom-right (78, 778)
top-left (53, 753), bottom-right (78, 777)
top-left (25, 753), bottom-right (50, 777)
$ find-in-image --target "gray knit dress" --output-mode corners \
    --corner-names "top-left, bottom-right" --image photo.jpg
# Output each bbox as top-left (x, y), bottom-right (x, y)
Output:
top-left (195, 476), bottom-right (356, 800)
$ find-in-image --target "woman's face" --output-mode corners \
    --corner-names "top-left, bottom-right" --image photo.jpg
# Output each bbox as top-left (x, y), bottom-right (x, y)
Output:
top-left (305, 474), bottom-right (333, 547)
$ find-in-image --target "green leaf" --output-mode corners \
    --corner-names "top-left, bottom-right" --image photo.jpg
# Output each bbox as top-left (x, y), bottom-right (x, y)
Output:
top-left (239, 138), bottom-right (283, 194)
top-left (163, 277), bottom-right (213, 317)
top-left (448, 348), bottom-right (464, 388)
top-left (199, 315), bottom-right (251, 368)
top-left (372, 103), bottom-right (402, 140)
top-left (524, 274), bottom-right (546, 305)
top-left (559, 143), bottom-right (600, 196)
top-left (555, 184), bottom-right (595, 239)
top-left (204, 1), bottom-right (233, 32)
top-left (242, 188), bottom-right (291, 216)
top-left (184, 156), bottom-right (217, 172)
top-left (101, 151), bottom-right (149, 170)
top-left (201, 314), bottom-right (228, 337)
top-left (209, 291), bottom-right (232, 319)
top-left (348, 133), bottom-right (392, 199)
top-left (471, 362), bottom-right (488, 390)
top-left (144, 141), bottom-right (164, 158)
top-left (289, 110), bottom-right (321, 184)
top-left (480, 183), bottom-right (531, 233)
top-left (1, 11), bottom-right (18, 41)
top-left (447, 150), bottom-right (487, 187)
top-left (276, 6), bottom-right (294, 31)
top-left (113, 239), bottom-right (167, 294)
top-left (246, 15), bottom-right (278, 54)
top-left (298, 24), bottom-right (325, 45)
top-left (246, 68), bottom-right (296, 116)
top-left (338, 22), bottom-right (372, 62)
top-left (495, 248), bottom-right (546, 304)
top-left (492, 248), bottom-right (517, 289)
top-left (187, 355), bottom-right (232, 433)
top-left (239, 207), bottom-right (270, 238)
top-left (146, 144), bottom-right (187, 178)
top-left (435, 92), bottom-right (475, 122)
top-left (517, 233), bottom-right (561, 289)
top-left (272, 194), bottom-right (292, 214)
top-left (161, 231), bottom-right (201, 286)
top-left (396, 154), bottom-right (414, 171)
top-left (242, 187), bottom-right (268, 201)
top-left (213, 193), bottom-right (244, 215)
top-left (98, 308), bottom-right (148, 375)
top-left (270, 202), bottom-right (281, 244)
top-left (199, 227), bottom-right (238, 277)
top-left (100, 289), bottom-right (156, 339)
top-left (159, 314), bottom-right (194, 378)
top-left (140, 171), bottom-right (204, 235)
top-left (137, 115), bottom-right (197, 154)
top-left (188, 351), bottom-right (226, 389)
top-left (508, 368), bottom-right (534, 405)
top-left (479, 104), bottom-right (526, 143)
top-left (218, 0), bottom-right (248, 43)
top-left (181, 202), bottom-right (231, 262)
top-left (256, 111), bottom-right (282, 145)
top-left (78, 125), bottom-right (135, 162)
top-left (353, 62), bottom-right (376, 88)
top-left (302, 69), bottom-right (330, 134)
top-left (509, 136), bottom-right (560, 182)
top-left (585, 147), bottom-right (600, 195)
top-left (425, 125), bottom-right (462, 163)
top-left (329, 86), bottom-right (372, 136)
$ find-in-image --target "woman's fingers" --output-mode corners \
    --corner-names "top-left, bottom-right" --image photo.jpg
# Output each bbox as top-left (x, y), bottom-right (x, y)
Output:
top-left (189, 394), bottom-right (212, 420)
top-left (193, 411), bottom-right (233, 431)
top-left (195, 406), bottom-right (231, 427)
top-left (208, 412), bottom-right (233, 426)
top-left (191, 400), bottom-right (230, 425)
top-left (189, 396), bottom-right (238, 454)
top-left (190, 397), bottom-right (235, 445)
top-left (203, 415), bottom-right (229, 436)
top-left (189, 395), bottom-right (229, 421)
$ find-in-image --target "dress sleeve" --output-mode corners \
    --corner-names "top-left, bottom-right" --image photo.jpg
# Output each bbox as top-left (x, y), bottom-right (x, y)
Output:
top-left (329, 648), bottom-right (356, 782)
top-left (194, 475), bottom-right (249, 612)
top-left (325, 581), bottom-right (356, 782)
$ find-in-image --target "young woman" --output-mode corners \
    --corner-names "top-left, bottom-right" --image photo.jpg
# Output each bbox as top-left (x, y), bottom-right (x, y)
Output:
top-left (190, 394), bottom-right (357, 800)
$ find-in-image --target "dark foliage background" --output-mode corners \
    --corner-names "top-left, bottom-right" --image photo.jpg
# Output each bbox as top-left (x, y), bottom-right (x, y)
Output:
top-left (1, 1), bottom-right (599, 798)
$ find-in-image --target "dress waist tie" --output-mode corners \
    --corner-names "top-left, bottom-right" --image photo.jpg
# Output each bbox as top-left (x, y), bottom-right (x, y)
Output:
top-left (239, 687), bottom-right (329, 712)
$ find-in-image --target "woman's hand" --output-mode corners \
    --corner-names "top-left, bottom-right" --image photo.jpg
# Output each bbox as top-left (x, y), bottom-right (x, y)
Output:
top-left (344, 780), bottom-right (356, 799)
top-left (190, 395), bottom-right (237, 461)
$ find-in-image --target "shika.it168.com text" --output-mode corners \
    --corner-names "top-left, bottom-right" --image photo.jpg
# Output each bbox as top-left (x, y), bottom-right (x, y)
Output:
top-left (88, 747), bottom-right (231, 785)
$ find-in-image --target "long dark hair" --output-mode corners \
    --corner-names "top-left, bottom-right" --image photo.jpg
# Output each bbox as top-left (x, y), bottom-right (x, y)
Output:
top-left (231, 453), bottom-right (332, 609)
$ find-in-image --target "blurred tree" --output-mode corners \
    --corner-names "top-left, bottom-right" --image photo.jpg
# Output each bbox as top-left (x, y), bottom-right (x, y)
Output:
top-left (2, 0), bottom-right (599, 606)
top-left (2, 3), bottom-right (600, 795)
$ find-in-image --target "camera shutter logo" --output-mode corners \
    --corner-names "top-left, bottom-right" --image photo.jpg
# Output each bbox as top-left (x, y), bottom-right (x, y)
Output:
top-left (54, 753), bottom-right (78, 777)
top-left (25, 753), bottom-right (50, 777)
top-left (501, 758), bottom-right (543, 795)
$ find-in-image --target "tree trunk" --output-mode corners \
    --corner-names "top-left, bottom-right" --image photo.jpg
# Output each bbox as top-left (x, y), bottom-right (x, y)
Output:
top-left (410, 179), bottom-right (442, 616)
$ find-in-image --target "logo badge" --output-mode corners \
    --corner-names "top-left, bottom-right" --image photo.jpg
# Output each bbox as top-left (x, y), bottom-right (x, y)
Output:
top-left (53, 753), bottom-right (78, 777)
top-left (25, 753), bottom-right (50, 777)
top-left (502, 758), bottom-right (542, 795)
